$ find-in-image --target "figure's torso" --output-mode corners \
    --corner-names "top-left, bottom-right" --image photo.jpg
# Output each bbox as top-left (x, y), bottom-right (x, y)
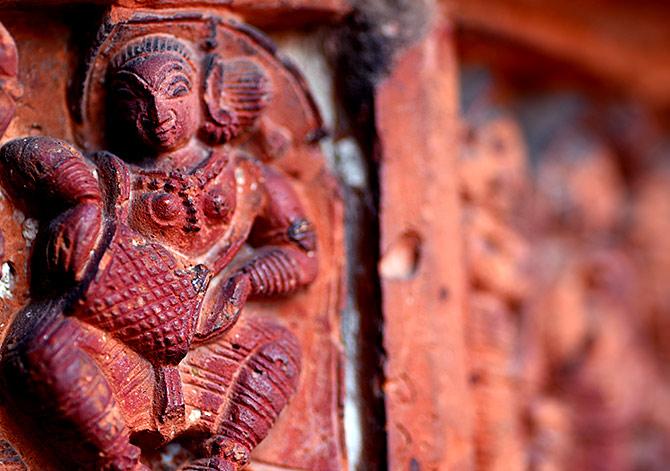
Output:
top-left (72, 149), bottom-right (265, 365)
top-left (128, 148), bottom-right (253, 257)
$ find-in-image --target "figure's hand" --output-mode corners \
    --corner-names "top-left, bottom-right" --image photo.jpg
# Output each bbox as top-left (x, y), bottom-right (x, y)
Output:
top-left (45, 202), bottom-right (102, 281)
top-left (195, 272), bottom-right (252, 343)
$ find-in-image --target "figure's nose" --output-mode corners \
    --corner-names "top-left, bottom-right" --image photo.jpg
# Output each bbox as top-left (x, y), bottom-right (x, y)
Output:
top-left (147, 96), bottom-right (175, 126)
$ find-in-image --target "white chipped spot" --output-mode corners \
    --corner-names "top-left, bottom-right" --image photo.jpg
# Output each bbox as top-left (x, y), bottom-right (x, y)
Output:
top-left (22, 218), bottom-right (38, 244)
top-left (12, 210), bottom-right (24, 224)
top-left (187, 408), bottom-right (202, 423)
top-left (160, 442), bottom-right (184, 468)
top-left (235, 167), bottom-right (246, 186)
top-left (335, 138), bottom-right (368, 190)
top-left (0, 262), bottom-right (15, 299)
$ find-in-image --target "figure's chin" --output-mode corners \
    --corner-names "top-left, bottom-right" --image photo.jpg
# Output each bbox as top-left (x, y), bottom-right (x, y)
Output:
top-left (136, 128), bottom-right (191, 153)
top-left (141, 135), bottom-right (178, 152)
top-left (154, 140), bottom-right (177, 152)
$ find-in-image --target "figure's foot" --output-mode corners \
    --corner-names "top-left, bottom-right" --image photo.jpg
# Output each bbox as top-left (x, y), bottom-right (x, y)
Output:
top-left (205, 436), bottom-right (250, 468)
top-left (178, 437), bottom-right (250, 471)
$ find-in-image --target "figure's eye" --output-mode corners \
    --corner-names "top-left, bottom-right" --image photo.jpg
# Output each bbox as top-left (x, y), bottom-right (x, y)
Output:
top-left (166, 75), bottom-right (192, 98)
top-left (171, 85), bottom-right (189, 98)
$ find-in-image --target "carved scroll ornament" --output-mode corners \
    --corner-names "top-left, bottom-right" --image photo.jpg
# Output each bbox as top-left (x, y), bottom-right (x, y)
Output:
top-left (0, 10), bottom-right (329, 471)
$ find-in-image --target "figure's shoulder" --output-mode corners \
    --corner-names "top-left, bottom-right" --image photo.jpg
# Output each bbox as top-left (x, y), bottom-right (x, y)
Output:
top-left (0, 136), bottom-right (85, 166)
top-left (230, 148), bottom-right (265, 180)
top-left (88, 151), bottom-right (131, 203)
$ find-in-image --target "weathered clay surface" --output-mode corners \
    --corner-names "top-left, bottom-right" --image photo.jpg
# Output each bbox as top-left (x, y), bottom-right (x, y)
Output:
top-left (446, 0), bottom-right (670, 107)
top-left (457, 65), bottom-right (670, 470)
top-left (0, 19), bottom-right (24, 334)
top-left (376, 19), bottom-right (475, 471)
top-left (0, 1), bottom-right (351, 28)
top-left (0, 2), bottom-right (668, 470)
top-left (0, 6), bottom-right (344, 471)
top-left (459, 108), bottom-right (528, 471)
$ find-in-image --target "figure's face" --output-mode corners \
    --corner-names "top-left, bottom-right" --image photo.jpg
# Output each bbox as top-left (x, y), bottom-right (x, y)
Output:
top-left (110, 52), bottom-right (198, 152)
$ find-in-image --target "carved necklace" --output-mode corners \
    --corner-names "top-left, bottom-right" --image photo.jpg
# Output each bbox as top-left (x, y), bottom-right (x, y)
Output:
top-left (133, 149), bottom-right (230, 233)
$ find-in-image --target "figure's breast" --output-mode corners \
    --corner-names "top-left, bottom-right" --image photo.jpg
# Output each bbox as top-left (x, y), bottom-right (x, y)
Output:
top-left (128, 167), bottom-right (237, 256)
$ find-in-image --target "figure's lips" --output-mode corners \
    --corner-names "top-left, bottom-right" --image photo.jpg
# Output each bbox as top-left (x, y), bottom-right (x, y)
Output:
top-left (154, 125), bottom-right (174, 138)
top-left (150, 111), bottom-right (177, 138)
top-left (157, 116), bottom-right (176, 132)
top-left (151, 122), bottom-right (176, 142)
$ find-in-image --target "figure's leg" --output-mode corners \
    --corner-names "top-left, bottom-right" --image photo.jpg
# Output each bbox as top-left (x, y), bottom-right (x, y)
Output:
top-left (179, 316), bottom-right (301, 471)
top-left (1, 311), bottom-right (146, 471)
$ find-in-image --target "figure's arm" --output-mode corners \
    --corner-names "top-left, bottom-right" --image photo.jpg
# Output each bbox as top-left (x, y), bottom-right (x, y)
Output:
top-left (0, 137), bottom-right (103, 281)
top-left (195, 166), bottom-right (317, 343)
top-left (240, 166), bottom-right (317, 297)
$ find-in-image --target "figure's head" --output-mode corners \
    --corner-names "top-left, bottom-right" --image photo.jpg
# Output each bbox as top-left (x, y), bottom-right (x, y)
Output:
top-left (108, 35), bottom-right (199, 153)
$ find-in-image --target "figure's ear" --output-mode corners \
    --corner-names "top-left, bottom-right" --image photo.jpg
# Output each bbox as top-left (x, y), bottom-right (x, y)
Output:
top-left (202, 55), bottom-right (271, 144)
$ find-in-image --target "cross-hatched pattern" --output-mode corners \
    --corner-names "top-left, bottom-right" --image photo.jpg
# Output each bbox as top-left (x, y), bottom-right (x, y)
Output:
top-left (75, 226), bottom-right (209, 365)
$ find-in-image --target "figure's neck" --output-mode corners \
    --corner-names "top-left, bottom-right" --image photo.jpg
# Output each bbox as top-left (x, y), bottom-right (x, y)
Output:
top-left (149, 140), bottom-right (210, 172)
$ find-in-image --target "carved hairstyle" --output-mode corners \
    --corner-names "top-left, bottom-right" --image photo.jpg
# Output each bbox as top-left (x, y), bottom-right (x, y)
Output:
top-left (107, 34), bottom-right (270, 145)
top-left (201, 56), bottom-right (271, 144)
top-left (109, 34), bottom-right (195, 73)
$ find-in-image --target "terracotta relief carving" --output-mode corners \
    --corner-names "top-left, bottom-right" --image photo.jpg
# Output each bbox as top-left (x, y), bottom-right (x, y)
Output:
top-left (0, 9), bottom-right (333, 471)
top-left (0, 22), bottom-right (18, 139)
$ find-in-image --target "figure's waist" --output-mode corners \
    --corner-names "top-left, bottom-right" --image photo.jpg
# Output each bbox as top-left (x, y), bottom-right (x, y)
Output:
top-left (73, 225), bottom-right (210, 364)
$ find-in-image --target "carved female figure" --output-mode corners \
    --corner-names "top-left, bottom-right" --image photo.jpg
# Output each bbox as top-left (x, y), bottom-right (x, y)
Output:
top-left (0, 33), bottom-right (316, 471)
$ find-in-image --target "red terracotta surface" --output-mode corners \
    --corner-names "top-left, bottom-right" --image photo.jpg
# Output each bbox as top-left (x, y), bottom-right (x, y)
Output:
top-left (457, 60), bottom-right (670, 468)
top-left (0, 1), bottom-right (668, 470)
top-left (446, 0), bottom-right (670, 107)
top-left (458, 109), bottom-right (528, 471)
top-left (376, 19), bottom-right (475, 471)
top-left (0, 1), bottom-right (351, 28)
top-left (0, 6), bottom-right (344, 470)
